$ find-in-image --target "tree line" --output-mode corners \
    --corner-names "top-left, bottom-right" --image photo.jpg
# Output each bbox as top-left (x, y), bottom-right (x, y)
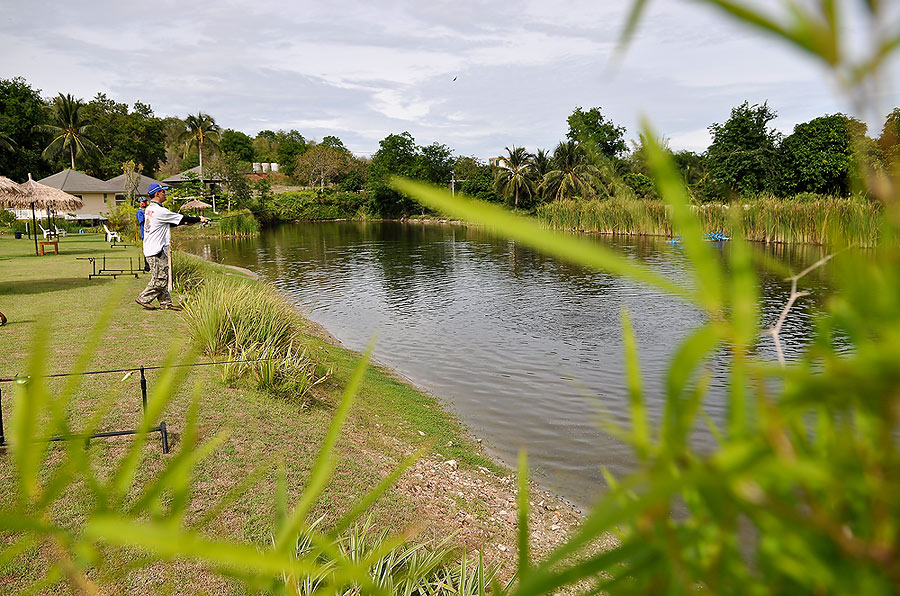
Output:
top-left (3, 75), bottom-right (900, 219)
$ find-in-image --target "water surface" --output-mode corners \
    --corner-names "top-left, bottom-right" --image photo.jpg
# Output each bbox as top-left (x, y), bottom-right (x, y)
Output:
top-left (182, 221), bottom-right (833, 509)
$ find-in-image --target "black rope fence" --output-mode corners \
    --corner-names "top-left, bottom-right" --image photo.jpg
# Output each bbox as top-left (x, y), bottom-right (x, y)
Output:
top-left (0, 357), bottom-right (280, 453)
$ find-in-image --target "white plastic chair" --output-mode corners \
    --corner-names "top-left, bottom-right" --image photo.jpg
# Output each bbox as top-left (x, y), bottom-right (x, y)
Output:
top-left (38, 224), bottom-right (57, 239)
top-left (53, 225), bottom-right (67, 237)
top-left (103, 224), bottom-right (121, 243)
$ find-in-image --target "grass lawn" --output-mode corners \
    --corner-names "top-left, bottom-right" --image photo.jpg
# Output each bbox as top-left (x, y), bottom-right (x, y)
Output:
top-left (0, 232), bottom-right (525, 594)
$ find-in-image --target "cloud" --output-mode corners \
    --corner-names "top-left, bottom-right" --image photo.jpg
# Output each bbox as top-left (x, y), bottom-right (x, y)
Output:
top-left (1, 0), bottom-right (894, 159)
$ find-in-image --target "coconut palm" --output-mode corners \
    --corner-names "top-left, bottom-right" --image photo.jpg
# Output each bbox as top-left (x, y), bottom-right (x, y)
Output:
top-left (179, 112), bottom-right (221, 183)
top-left (492, 145), bottom-right (535, 210)
top-left (542, 141), bottom-right (602, 201)
top-left (0, 131), bottom-right (16, 152)
top-left (33, 93), bottom-right (100, 169)
top-left (529, 148), bottom-right (552, 201)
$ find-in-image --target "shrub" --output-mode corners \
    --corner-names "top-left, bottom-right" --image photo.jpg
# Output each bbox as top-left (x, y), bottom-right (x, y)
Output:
top-left (0, 208), bottom-right (16, 227)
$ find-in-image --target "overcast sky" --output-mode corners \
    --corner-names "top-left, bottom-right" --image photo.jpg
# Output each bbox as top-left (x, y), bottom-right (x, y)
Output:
top-left (2, 0), bottom-right (898, 159)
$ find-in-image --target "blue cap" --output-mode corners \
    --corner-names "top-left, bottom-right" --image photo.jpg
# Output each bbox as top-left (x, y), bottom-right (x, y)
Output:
top-left (147, 183), bottom-right (169, 197)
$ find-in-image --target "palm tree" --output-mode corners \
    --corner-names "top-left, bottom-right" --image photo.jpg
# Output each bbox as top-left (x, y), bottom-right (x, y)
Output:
top-left (542, 141), bottom-right (602, 201)
top-left (179, 113), bottom-right (221, 184)
top-left (0, 131), bottom-right (16, 152)
top-left (529, 148), bottom-right (552, 201)
top-left (493, 146), bottom-right (535, 210)
top-left (33, 93), bottom-right (100, 169)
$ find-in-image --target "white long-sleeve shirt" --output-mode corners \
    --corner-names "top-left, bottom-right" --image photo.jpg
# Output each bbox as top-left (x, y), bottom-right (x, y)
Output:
top-left (142, 202), bottom-right (184, 257)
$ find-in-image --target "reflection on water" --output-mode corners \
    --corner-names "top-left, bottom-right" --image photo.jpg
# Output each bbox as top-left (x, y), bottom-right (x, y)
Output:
top-left (181, 221), bottom-right (834, 509)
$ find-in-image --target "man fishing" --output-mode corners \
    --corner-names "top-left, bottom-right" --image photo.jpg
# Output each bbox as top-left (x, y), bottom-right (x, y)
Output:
top-left (135, 183), bottom-right (209, 311)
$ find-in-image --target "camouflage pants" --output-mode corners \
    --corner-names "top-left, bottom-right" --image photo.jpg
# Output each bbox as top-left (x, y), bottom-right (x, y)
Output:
top-left (137, 252), bottom-right (172, 306)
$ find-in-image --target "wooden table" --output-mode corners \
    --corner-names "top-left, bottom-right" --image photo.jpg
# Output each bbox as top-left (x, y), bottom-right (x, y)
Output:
top-left (39, 240), bottom-right (59, 255)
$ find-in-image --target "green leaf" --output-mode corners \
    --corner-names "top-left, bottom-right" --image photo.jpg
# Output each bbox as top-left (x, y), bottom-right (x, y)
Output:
top-left (641, 120), bottom-right (723, 313)
top-left (517, 449), bottom-right (531, 578)
top-left (274, 340), bottom-right (374, 551)
top-left (621, 308), bottom-right (650, 458)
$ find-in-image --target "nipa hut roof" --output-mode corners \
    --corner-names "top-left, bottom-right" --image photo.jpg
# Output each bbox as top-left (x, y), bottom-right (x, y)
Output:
top-left (2, 175), bottom-right (84, 210)
top-left (0, 176), bottom-right (25, 202)
top-left (181, 198), bottom-right (212, 210)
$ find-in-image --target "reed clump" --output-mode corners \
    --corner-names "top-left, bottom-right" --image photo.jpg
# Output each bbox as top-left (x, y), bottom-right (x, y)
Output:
top-left (537, 196), bottom-right (882, 246)
top-left (183, 276), bottom-right (330, 402)
top-left (219, 208), bottom-right (260, 237)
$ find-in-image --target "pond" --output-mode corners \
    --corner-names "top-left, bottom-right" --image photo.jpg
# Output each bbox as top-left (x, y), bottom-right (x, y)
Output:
top-left (181, 221), bottom-right (834, 509)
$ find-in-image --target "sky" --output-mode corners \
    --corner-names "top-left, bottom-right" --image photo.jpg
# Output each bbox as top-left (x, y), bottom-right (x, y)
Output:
top-left (1, 0), bottom-right (898, 160)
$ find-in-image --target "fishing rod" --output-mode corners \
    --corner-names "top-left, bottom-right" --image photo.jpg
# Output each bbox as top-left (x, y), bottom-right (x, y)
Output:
top-left (0, 356), bottom-right (283, 384)
top-left (206, 207), bottom-right (280, 222)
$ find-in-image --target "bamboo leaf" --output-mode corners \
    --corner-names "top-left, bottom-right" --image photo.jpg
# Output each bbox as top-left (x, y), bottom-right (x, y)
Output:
top-left (85, 516), bottom-right (321, 577)
top-left (621, 308), bottom-right (650, 458)
top-left (10, 323), bottom-right (50, 504)
top-left (274, 341), bottom-right (374, 551)
top-left (641, 120), bottom-right (723, 312)
top-left (517, 449), bottom-right (531, 578)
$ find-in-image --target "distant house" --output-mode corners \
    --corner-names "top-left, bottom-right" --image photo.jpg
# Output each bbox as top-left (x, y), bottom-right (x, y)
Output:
top-left (488, 156), bottom-right (508, 168)
top-left (35, 169), bottom-right (117, 223)
top-left (162, 166), bottom-right (223, 185)
top-left (105, 173), bottom-right (165, 203)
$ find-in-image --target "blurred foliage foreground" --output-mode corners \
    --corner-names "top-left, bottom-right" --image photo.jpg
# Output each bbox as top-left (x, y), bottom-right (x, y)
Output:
top-left (4, 1), bottom-right (900, 595)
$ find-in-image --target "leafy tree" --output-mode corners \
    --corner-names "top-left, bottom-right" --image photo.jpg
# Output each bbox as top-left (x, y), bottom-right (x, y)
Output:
top-left (706, 101), bottom-right (781, 197)
top-left (779, 113), bottom-right (864, 196)
top-left (252, 130), bottom-right (278, 162)
top-left (414, 142), bottom-right (454, 186)
top-left (339, 155), bottom-right (369, 191)
top-left (566, 106), bottom-right (627, 159)
top-left (452, 156), bottom-right (498, 202)
top-left (493, 146), bottom-right (535, 210)
top-left (207, 154), bottom-right (253, 210)
top-left (0, 77), bottom-right (51, 181)
top-left (321, 135), bottom-right (348, 152)
top-left (338, 169), bottom-right (366, 192)
top-left (878, 108), bottom-right (900, 169)
top-left (33, 93), bottom-right (101, 170)
top-left (179, 112), bottom-right (221, 185)
top-left (275, 129), bottom-right (308, 177)
top-left (80, 94), bottom-right (166, 178)
top-left (295, 144), bottom-right (350, 190)
top-left (367, 132), bottom-right (419, 216)
top-left (543, 141), bottom-right (602, 201)
top-left (220, 129), bottom-right (255, 162)
top-left (673, 150), bottom-right (710, 199)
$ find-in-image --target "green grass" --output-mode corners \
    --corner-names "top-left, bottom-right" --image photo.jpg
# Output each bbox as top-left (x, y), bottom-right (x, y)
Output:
top-left (0, 232), bottom-right (504, 594)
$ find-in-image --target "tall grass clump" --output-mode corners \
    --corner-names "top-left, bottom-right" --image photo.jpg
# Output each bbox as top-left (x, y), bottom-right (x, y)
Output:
top-left (219, 208), bottom-right (260, 237)
top-left (172, 250), bottom-right (209, 293)
top-left (182, 276), bottom-right (330, 401)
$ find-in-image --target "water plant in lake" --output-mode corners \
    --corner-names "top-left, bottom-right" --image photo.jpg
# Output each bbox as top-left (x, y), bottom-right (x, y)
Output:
top-left (219, 208), bottom-right (260, 237)
top-left (537, 194), bottom-right (882, 246)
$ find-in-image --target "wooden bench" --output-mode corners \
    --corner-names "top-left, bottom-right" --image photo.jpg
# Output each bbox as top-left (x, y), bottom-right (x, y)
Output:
top-left (39, 240), bottom-right (59, 255)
